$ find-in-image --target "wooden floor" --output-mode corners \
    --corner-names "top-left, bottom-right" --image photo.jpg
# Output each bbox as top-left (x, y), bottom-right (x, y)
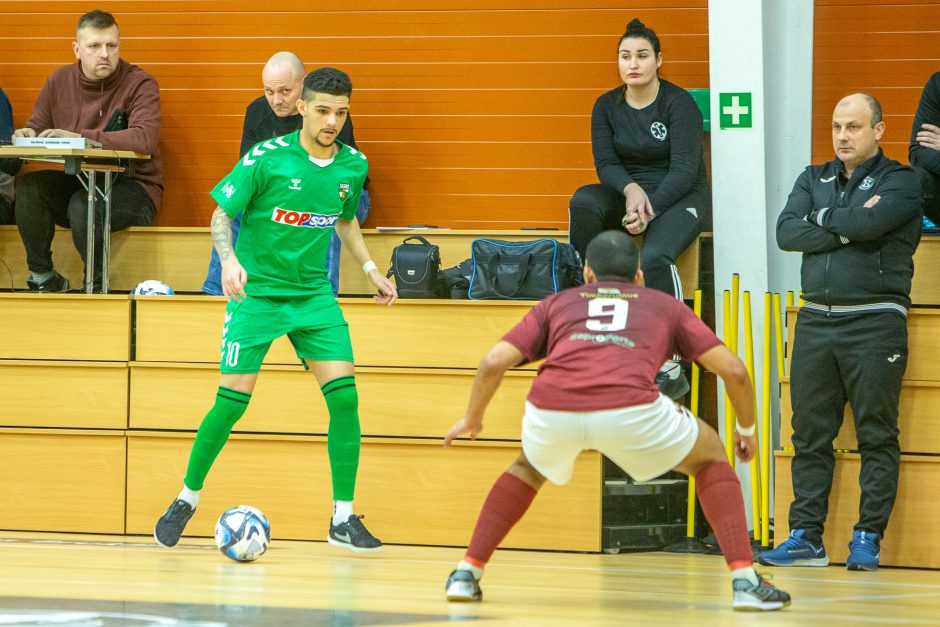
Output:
top-left (0, 532), bottom-right (938, 625)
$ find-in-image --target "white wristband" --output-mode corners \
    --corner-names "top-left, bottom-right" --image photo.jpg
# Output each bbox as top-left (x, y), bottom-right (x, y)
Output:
top-left (362, 260), bottom-right (377, 274)
top-left (736, 422), bottom-right (755, 437)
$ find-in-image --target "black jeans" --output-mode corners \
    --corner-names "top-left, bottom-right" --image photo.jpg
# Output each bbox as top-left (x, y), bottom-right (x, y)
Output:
top-left (568, 183), bottom-right (709, 299)
top-left (0, 195), bottom-right (12, 225)
top-left (913, 166), bottom-right (940, 226)
top-left (15, 169), bottom-right (156, 281)
top-left (788, 311), bottom-right (907, 538)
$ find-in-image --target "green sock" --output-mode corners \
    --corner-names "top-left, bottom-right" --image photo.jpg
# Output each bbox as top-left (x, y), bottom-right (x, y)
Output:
top-left (323, 375), bottom-right (361, 501)
top-left (183, 386), bottom-right (252, 490)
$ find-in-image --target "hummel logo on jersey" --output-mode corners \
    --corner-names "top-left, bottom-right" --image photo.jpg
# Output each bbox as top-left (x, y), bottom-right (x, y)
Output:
top-left (289, 178), bottom-right (302, 191)
top-left (859, 176), bottom-right (875, 190)
top-left (686, 207), bottom-right (698, 218)
top-left (820, 175), bottom-right (836, 183)
top-left (338, 182), bottom-right (350, 200)
top-left (888, 354), bottom-right (901, 363)
top-left (272, 207), bottom-right (338, 229)
top-left (650, 121), bottom-right (668, 141)
top-left (221, 181), bottom-right (236, 198)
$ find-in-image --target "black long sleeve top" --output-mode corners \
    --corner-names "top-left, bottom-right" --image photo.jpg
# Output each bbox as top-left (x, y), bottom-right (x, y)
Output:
top-left (591, 79), bottom-right (707, 213)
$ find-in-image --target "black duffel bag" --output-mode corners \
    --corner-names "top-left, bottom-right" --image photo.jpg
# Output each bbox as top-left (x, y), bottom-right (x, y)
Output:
top-left (468, 238), bottom-right (583, 300)
top-left (386, 235), bottom-right (443, 298)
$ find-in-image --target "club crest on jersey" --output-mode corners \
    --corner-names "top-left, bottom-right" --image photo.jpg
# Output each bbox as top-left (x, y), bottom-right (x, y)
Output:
top-left (221, 181), bottom-right (236, 199)
top-left (859, 176), bottom-right (875, 191)
top-left (650, 121), bottom-right (668, 141)
top-left (271, 207), bottom-right (338, 229)
top-left (338, 182), bottom-right (350, 200)
top-left (289, 178), bottom-right (302, 191)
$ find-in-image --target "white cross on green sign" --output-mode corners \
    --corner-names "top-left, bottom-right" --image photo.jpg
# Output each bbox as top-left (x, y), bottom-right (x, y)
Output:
top-left (719, 92), bottom-right (752, 129)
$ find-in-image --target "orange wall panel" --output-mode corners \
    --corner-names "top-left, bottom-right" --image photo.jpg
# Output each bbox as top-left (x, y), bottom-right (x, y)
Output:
top-left (0, 2), bottom-right (709, 229)
top-left (812, 2), bottom-right (940, 164)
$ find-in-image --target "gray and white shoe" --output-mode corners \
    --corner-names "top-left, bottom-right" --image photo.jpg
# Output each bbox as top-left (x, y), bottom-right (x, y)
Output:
top-left (445, 569), bottom-right (482, 602)
top-left (732, 574), bottom-right (792, 611)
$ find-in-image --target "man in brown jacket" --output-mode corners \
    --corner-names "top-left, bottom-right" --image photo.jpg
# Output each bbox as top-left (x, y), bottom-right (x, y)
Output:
top-left (12, 9), bottom-right (163, 292)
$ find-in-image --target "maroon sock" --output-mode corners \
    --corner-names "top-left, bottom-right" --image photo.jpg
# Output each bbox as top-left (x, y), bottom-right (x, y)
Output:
top-left (695, 461), bottom-right (753, 569)
top-left (465, 472), bottom-right (538, 566)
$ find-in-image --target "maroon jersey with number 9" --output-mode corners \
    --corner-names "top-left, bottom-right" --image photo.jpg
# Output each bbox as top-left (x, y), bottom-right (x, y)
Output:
top-left (502, 281), bottom-right (722, 411)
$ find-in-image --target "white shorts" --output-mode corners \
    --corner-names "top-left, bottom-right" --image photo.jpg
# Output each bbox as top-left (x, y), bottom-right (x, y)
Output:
top-left (521, 394), bottom-right (700, 485)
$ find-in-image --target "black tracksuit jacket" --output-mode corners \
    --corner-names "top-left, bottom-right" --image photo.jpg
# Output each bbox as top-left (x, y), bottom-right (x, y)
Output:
top-left (776, 149), bottom-right (921, 314)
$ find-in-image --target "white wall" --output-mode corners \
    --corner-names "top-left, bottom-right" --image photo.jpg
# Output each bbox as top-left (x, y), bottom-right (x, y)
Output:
top-left (707, 0), bottom-right (814, 528)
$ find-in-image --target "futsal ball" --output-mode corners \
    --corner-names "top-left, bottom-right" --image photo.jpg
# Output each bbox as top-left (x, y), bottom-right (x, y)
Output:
top-left (214, 505), bottom-right (271, 562)
top-left (131, 279), bottom-right (175, 296)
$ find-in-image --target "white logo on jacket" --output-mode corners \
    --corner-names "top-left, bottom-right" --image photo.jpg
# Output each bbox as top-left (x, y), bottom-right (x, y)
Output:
top-left (650, 122), bottom-right (668, 141)
top-left (859, 176), bottom-right (875, 190)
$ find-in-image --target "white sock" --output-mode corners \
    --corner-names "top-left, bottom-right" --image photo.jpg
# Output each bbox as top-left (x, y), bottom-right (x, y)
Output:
top-left (333, 500), bottom-right (353, 526)
top-left (731, 566), bottom-right (759, 586)
top-left (178, 486), bottom-right (200, 509)
top-left (457, 560), bottom-right (484, 581)
top-left (30, 270), bottom-right (55, 283)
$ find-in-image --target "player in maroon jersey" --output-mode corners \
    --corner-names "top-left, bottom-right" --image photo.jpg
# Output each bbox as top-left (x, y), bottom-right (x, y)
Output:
top-left (442, 230), bottom-right (790, 612)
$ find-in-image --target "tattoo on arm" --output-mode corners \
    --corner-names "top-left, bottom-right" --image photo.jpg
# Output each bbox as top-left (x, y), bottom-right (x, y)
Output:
top-left (210, 207), bottom-right (235, 262)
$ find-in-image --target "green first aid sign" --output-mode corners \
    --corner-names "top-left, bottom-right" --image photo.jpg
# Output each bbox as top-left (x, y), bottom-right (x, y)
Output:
top-left (719, 92), bottom-right (753, 129)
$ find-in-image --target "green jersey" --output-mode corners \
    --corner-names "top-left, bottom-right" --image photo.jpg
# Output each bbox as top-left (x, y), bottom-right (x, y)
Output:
top-left (209, 130), bottom-right (368, 296)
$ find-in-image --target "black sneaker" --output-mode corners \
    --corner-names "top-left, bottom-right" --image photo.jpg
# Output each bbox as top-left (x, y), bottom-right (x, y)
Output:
top-left (328, 514), bottom-right (383, 553)
top-left (732, 574), bottom-right (792, 611)
top-left (445, 569), bottom-right (482, 602)
top-left (26, 271), bottom-right (69, 293)
top-left (655, 367), bottom-right (690, 401)
top-left (154, 499), bottom-right (195, 548)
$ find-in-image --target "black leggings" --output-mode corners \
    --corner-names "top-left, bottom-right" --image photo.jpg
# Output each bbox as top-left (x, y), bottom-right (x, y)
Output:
top-left (15, 169), bottom-right (156, 280)
top-left (568, 183), bottom-right (709, 299)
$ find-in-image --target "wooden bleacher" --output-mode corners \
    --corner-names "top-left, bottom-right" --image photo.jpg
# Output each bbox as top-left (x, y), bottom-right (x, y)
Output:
top-left (0, 225), bottom-right (706, 300)
top-left (774, 307), bottom-right (940, 568)
top-left (0, 293), bottom-right (600, 550)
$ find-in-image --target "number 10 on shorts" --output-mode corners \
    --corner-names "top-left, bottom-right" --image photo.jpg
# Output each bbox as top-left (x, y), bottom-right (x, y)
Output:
top-left (223, 340), bottom-right (240, 368)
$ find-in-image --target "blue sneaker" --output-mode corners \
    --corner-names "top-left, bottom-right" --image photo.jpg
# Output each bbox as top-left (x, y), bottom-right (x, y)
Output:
top-left (757, 529), bottom-right (829, 567)
top-left (846, 530), bottom-right (880, 571)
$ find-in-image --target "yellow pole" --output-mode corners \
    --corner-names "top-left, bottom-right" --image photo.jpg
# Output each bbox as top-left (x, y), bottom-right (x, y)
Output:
top-left (685, 289), bottom-right (703, 538)
top-left (786, 290), bottom-right (794, 309)
top-left (723, 290), bottom-right (734, 465)
top-left (743, 292), bottom-right (761, 541)
top-left (761, 292), bottom-right (773, 546)
top-left (773, 293), bottom-right (786, 380)
top-left (731, 274), bottom-right (740, 354)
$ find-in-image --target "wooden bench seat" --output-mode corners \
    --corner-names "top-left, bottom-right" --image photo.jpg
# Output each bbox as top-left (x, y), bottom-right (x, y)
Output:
top-left (779, 377), bottom-right (940, 454)
top-left (774, 451), bottom-right (940, 568)
top-left (130, 362), bottom-right (534, 439)
top-left (0, 225), bottom-right (708, 299)
top-left (124, 432), bottom-right (601, 550)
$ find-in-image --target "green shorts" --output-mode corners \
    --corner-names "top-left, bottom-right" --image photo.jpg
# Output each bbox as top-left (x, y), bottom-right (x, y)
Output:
top-left (220, 293), bottom-right (353, 373)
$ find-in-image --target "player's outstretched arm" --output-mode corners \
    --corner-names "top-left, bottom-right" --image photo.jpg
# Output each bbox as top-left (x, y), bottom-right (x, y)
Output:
top-left (211, 205), bottom-right (247, 302)
top-left (335, 217), bottom-right (398, 306)
top-left (696, 344), bottom-right (757, 462)
top-left (445, 341), bottom-right (525, 447)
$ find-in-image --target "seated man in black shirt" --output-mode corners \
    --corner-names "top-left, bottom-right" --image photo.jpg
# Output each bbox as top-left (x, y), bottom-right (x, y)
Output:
top-left (202, 52), bottom-right (369, 295)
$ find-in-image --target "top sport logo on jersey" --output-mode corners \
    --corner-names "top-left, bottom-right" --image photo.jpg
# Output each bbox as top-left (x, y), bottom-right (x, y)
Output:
top-left (271, 207), bottom-right (338, 229)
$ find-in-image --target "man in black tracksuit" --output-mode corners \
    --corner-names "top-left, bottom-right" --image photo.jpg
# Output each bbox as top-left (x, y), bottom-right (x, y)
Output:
top-left (759, 93), bottom-right (921, 572)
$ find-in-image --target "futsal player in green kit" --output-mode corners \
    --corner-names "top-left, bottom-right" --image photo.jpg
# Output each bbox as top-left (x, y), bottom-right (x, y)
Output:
top-left (154, 67), bottom-right (397, 553)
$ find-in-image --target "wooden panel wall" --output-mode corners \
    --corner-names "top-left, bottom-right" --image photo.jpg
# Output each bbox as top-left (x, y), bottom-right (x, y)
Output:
top-left (0, 1), bottom-right (709, 229)
top-left (813, 1), bottom-right (940, 164)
